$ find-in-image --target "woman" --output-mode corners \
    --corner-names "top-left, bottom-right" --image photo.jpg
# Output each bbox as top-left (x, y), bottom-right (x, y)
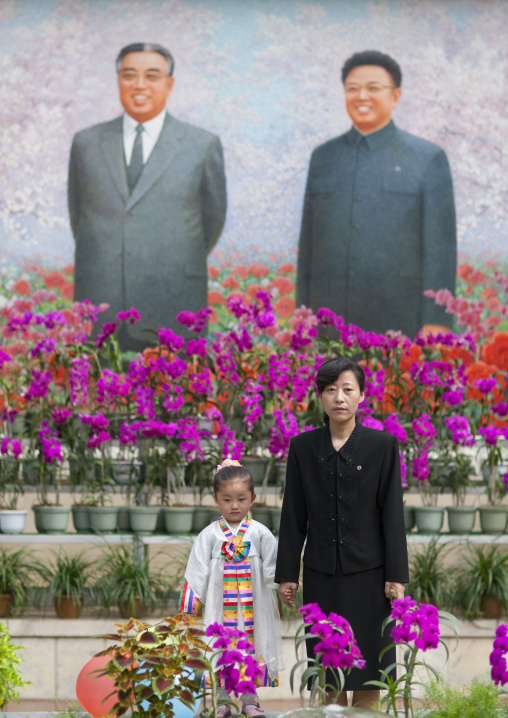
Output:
top-left (275, 357), bottom-right (408, 709)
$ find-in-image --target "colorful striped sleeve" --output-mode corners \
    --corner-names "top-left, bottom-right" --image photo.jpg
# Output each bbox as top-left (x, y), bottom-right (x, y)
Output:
top-left (178, 577), bottom-right (203, 616)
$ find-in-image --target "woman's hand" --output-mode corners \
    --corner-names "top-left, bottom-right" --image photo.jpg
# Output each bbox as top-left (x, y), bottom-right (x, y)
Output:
top-left (278, 582), bottom-right (298, 607)
top-left (384, 581), bottom-right (405, 602)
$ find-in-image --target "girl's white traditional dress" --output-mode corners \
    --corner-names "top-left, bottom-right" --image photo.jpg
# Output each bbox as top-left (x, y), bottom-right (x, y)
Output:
top-left (179, 516), bottom-right (284, 685)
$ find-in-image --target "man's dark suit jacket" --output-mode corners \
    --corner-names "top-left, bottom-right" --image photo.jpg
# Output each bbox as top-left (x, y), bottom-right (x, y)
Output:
top-left (275, 423), bottom-right (409, 585)
top-left (68, 112), bottom-right (226, 350)
top-left (296, 121), bottom-right (457, 339)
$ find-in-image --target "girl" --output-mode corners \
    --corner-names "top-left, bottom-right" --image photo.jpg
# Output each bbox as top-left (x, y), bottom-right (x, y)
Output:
top-left (179, 459), bottom-right (284, 717)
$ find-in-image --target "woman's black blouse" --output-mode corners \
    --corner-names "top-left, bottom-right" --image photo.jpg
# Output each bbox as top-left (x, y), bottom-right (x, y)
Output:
top-left (275, 422), bottom-right (409, 584)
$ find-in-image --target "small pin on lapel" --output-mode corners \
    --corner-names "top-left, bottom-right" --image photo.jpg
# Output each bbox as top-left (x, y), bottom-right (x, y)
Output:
top-left (357, 465), bottom-right (362, 471)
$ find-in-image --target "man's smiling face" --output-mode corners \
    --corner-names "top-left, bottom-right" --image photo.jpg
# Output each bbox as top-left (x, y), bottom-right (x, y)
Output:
top-left (344, 64), bottom-right (401, 135)
top-left (118, 51), bottom-right (174, 123)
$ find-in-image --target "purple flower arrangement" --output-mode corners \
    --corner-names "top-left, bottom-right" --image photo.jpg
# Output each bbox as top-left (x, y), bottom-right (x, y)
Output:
top-left (293, 603), bottom-right (364, 705)
top-left (490, 624), bottom-right (508, 686)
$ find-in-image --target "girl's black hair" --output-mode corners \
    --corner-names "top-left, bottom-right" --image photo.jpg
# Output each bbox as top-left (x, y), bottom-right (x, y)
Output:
top-left (316, 357), bottom-right (366, 425)
top-left (213, 464), bottom-right (254, 495)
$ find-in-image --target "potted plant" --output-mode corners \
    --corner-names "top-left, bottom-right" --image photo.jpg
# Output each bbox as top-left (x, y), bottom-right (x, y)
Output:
top-left (477, 426), bottom-right (508, 533)
top-left (38, 549), bottom-right (94, 618)
top-left (0, 622), bottom-right (30, 709)
top-left (0, 546), bottom-right (43, 617)
top-left (418, 675), bottom-right (507, 717)
top-left (99, 543), bottom-right (169, 618)
top-left (0, 437), bottom-right (27, 534)
top-left (407, 538), bottom-right (457, 610)
top-left (457, 542), bottom-right (508, 619)
top-left (441, 453), bottom-right (477, 534)
top-left (413, 457), bottom-right (446, 534)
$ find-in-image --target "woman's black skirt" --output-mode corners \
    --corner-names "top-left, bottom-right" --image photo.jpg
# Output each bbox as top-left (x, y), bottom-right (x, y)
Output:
top-left (302, 563), bottom-right (395, 692)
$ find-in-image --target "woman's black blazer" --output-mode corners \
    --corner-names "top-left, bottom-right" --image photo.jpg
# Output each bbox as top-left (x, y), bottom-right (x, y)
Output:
top-left (275, 422), bottom-right (409, 584)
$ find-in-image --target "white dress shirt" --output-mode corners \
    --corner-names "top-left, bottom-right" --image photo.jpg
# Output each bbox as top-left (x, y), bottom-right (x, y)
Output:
top-left (122, 109), bottom-right (167, 165)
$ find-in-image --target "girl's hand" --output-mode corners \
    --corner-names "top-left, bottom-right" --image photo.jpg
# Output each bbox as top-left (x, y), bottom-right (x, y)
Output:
top-left (278, 582), bottom-right (298, 607)
top-left (385, 581), bottom-right (405, 602)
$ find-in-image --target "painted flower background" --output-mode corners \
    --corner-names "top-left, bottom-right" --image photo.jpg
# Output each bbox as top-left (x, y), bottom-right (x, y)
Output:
top-left (1, 0), bottom-right (508, 266)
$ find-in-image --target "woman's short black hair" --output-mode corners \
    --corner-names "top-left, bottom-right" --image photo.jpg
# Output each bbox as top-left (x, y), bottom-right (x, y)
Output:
top-left (213, 464), bottom-right (254, 495)
top-left (341, 50), bottom-right (402, 88)
top-left (316, 357), bottom-right (366, 394)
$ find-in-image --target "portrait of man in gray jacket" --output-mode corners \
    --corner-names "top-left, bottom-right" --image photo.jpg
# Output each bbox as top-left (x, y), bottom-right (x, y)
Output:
top-left (296, 50), bottom-right (457, 339)
top-left (68, 43), bottom-right (227, 351)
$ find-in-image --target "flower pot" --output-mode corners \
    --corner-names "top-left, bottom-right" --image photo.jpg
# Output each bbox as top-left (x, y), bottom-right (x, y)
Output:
top-left (414, 506), bottom-right (444, 534)
top-left (54, 595), bottom-right (84, 619)
top-left (0, 509), bottom-right (27, 534)
top-left (163, 506), bottom-right (194, 534)
top-left (155, 507), bottom-right (166, 533)
top-left (117, 506), bottom-right (131, 532)
top-left (129, 506), bottom-right (160, 535)
top-left (446, 506), bottom-right (476, 534)
top-left (242, 456), bottom-right (270, 485)
top-left (269, 507), bottom-right (282, 533)
top-left (208, 507), bottom-right (221, 524)
top-left (119, 597), bottom-right (145, 619)
top-left (480, 595), bottom-right (505, 619)
top-left (88, 506), bottom-right (119, 533)
top-left (0, 594), bottom-right (13, 618)
top-left (479, 506), bottom-right (508, 534)
top-left (251, 506), bottom-right (272, 529)
top-left (403, 505), bottom-right (415, 532)
top-left (32, 505), bottom-right (70, 534)
top-left (192, 505), bottom-right (211, 533)
top-left (71, 505), bottom-right (90, 533)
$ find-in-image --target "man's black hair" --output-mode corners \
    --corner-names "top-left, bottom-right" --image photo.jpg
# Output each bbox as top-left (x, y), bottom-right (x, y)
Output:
top-left (341, 50), bottom-right (402, 88)
top-left (116, 43), bottom-right (174, 77)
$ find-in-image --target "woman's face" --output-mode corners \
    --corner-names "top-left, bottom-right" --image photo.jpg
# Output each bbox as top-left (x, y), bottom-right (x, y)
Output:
top-left (320, 370), bottom-right (365, 425)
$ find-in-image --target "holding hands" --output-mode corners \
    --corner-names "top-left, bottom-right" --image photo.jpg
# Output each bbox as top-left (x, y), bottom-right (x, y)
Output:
top-left (278, 581), bottom-right (298, 607)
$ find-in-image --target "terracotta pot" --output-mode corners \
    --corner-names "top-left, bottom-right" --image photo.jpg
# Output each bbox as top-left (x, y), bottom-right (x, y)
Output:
top-left (119, 597), bottom-right (145, 619)
top-left (54, 595), bottom-right (84, 619)
top-left (0, 594), bottom-right (13, 618)
top-left (481, 595), bottom-right (505, 619)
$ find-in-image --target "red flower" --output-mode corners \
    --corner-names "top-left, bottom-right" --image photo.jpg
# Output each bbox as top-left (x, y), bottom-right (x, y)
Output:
top-left (270, 276), bottom-right (295, 294)
top-left (220, 276), bottom-right (240, 290)
top-left (249, 262), bottom-right (270, 279)
top-left (273, 296), bottom-right (295, 318)
top-left (482, 333), bottom-right (508, 372)
top-left (234, 266), bottom-right (250, 280)
top-left (246, 283), bottom-right (262, 299)
top-left (466, 361), bottom-right (506, 401)
top-left (457, 263), bottom-right (486, 285)
top-left (44, 270), bottom-right (67, 290)
top-left (208, 266), bottom-right (220, 280)
top-left (279, 262), bottom-right (296, 274)
top-left (12, 279), bottom-right (31, 296)
top-left (63, 263), bottom-right (74, 275)
top-left (208, 290), bottom-right (225, 306)
top-left (61, 282), bottom-right (74, 300)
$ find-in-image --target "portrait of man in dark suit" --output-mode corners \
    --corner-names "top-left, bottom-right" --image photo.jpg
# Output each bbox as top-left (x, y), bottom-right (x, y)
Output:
top-left (68, 42), bottom-right (227, 351)
top-left (296, 50), bottom-right (457, 339)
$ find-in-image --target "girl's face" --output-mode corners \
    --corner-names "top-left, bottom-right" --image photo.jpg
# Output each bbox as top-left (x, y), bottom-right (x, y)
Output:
top-left (214, 478), bottom-right (256, 528)
top-left (320, 370), bottom-right (365, 425)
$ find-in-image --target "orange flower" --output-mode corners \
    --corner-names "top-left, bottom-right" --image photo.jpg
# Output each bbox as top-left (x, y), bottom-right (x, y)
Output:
top-left (220, 276), bottom-right (240, 290)
top-left (249, 262), bottom-right (270, 279)
top-left (482, 332), bottom-right (508, 372)
top-left (208, 290), bottom-right (225, 306)
top-left (270, 276), bottom-right (295, 294)
top-left (273, 296), bottom-right (295, 318)
top-left (246, 283), bottom-right (262, 299)
top-left (440, 346), bottom-right (474, 366)
top-left (279, 262), bottom-right (296, 274)
top-left (487, 297), bottom-right (503, 313)
top-left (12, 279), bottom-right (31, 296)
top-left (399, 344), bottom-right (423, 372)
top-left (208, 266), bottom-right (220, 280)
top-left (380, 374), bottom-right (413, 413)
top-left (44, 270), bottom-right (67, 290)
top-left (61, 282), bottom-right (74, 300)
top-left (466, 360), bottom-right (506, 401)
top-left (234, 266), bottom-right (250, 280)
top-left (208, 311), bottom-right (219, 324)
top-left (481, 286), bottom-right (498, 300)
